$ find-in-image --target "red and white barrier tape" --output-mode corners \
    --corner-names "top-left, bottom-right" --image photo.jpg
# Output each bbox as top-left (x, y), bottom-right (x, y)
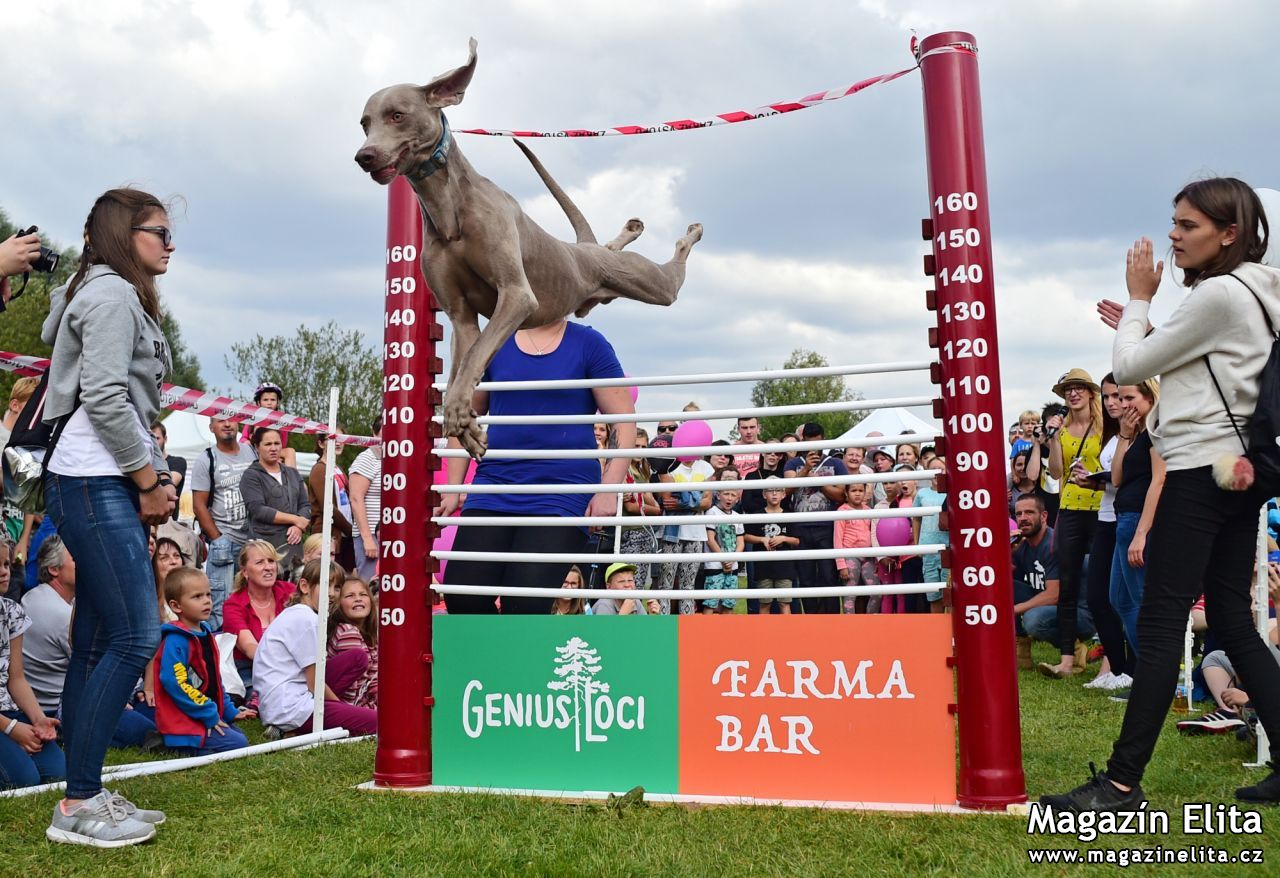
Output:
top-left (0, 350), bottom-right (378, 448)
top-left (457, 67), bottom-right (918, 139)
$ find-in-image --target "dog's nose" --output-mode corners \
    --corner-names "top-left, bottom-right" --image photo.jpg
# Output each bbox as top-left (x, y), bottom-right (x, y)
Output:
top-left (354, 147), bottom-right (378, 170)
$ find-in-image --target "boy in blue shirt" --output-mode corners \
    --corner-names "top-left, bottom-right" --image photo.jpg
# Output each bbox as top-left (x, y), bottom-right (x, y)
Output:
top-left (154, 568), bottom-right (253, 755)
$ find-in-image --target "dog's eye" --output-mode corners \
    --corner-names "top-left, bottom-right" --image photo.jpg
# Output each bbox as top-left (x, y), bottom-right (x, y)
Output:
top-left (391, 112), bottom-right (404, 123)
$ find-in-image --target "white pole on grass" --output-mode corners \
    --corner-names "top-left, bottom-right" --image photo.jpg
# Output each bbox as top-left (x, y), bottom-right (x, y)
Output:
top-left (311, 387), bottom-right (340, 736)
top-left (1247, 506), bottom-right (1272, 767)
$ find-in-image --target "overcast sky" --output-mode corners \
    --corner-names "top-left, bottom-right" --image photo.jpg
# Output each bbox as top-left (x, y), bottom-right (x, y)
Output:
top-left (3, 1), bottom-right (1278, 441)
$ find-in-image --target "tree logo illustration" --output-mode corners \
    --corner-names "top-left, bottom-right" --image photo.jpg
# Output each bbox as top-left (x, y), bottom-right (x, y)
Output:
top-left (547, 636), bottom-right (612, 752)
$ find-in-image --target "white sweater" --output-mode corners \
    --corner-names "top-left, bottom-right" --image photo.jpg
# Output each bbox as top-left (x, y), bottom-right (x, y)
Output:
top-left (1113, 262), bottom-right (1280, 471)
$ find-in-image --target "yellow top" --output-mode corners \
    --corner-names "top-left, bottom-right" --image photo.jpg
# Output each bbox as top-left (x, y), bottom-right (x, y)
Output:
top-left (1059, 427), bottom-right (1102, 512)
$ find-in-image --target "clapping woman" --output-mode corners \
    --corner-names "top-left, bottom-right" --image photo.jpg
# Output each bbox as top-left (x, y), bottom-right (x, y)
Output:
top-left (1044, 177), bottom-right (1280, 810)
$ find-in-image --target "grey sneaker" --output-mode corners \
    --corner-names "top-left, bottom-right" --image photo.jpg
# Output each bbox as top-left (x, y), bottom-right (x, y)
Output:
top-left (46, 790), bottom-right (157, 847)
top-left (108, 790), bottom-right (166, 825)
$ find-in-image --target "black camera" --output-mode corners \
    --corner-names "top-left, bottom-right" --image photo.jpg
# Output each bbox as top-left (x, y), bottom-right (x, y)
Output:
top-left (17, 226), bottom-right (60, 274)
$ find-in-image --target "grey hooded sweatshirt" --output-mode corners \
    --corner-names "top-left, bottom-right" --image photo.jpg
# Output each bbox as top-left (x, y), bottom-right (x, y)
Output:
top-left (41, 265), bottom-right (171, 474)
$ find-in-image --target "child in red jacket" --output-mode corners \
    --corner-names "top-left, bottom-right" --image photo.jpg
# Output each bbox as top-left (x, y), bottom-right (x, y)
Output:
top-left (154, 569), bottom-right (254, 755)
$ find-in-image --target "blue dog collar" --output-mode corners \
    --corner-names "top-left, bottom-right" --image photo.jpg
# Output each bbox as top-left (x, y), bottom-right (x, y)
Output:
top-left (409, 114), bottom-right (453, 180)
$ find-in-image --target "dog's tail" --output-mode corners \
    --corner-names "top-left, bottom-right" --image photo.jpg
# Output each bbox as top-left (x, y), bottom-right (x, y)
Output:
top-left (513, 139), bottom-right (597, 244)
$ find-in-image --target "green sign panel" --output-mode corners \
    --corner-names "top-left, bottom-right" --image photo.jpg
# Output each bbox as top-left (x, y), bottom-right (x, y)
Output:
top-left (434, 616), bottom-right (679, 793)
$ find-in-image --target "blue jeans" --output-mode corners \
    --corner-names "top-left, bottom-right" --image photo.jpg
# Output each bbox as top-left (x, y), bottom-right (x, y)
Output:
top-left (111, 701), bottom-right (157, 749)
top-left (176, 724), bottom-right (248, 757)
top-left (1110, 511), bottom-right (1146, 657)
top-left (355, 530), bottom-right (378, 583)
top-left (0, 709), bottom-right (65, 790)
top-left (204, 534), bottom-right (244, 631)
top-left (1020, 605), bottom-right (1096, 644)
top-left (45, 473), bottom-right (160, 800)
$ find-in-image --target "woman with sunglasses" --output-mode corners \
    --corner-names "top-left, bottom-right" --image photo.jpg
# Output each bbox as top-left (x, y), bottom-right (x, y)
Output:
top-left (1044, 177), bottom-right (1280, 810)
top-left (40, 188), bottom-right (177, 846)
top-left (1036, 368), bottom-right (1105, 678)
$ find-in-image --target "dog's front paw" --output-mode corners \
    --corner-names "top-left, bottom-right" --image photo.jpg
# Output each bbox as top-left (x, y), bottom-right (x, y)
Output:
top-left (444, 395), bottom-right (487, 460)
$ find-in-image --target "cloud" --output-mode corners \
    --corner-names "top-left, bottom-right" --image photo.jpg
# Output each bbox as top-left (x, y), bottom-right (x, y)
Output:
top-left (2, 0), bottom-right (1276, 449)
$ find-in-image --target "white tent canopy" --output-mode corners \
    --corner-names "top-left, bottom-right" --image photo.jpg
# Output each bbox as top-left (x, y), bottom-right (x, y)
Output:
top-left (834, 407), bottom-right (939, 446)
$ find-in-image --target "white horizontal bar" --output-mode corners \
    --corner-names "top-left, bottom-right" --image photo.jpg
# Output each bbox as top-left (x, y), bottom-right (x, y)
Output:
top-left (432, 395), bottom-right (933, 426)
top-left (433, 361), bottom-right (933, 393)
top-left (433, 506), bottom-right (941, 528)
top-left (435, 470), bottom-right (938, 494)
top-left (433, 582), bottom-right (948, 599)
top-left (0, 729), bottom-right (349, 799)
top-left (435, 434), bottom-right (942, 461)
top-left (435, 543), bottom-right (946, 565)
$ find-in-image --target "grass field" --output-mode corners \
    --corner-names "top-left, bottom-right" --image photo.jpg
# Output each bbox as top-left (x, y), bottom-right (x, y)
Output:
top-left (1, 640), bottom-right (1274, 877)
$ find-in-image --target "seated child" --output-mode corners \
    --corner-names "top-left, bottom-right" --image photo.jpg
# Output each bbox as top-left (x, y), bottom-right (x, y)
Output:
top-left (327, 575), bottom-right (378, 709)
top-left (155, 568), bottom-right (255, 755)
top-left (744, 478), bottom-right (798, 615)
top-left (255, 559), bottom-right (376, 736)
top-left (834, 483), bottom-right (879, 614)
top-left (593, 563), bottom-right (660, 616)
top-left (703, 485), bottom-right (744, 615)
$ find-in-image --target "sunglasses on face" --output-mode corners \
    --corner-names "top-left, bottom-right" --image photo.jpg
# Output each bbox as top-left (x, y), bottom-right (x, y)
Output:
top-left (657, 425), bottom-right (678, 433)
top-left (133, 225), bottom-right (173, 247)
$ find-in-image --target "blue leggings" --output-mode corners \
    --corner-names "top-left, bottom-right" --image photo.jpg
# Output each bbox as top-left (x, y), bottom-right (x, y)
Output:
top-left (0, 709), bottom-right (65, 790)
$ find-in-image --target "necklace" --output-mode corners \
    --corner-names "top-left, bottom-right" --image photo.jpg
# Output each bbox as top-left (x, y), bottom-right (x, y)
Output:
top-left (522, 321), bottom-right (566, 356)
top-left (248, 591), bottom-right (274, 609)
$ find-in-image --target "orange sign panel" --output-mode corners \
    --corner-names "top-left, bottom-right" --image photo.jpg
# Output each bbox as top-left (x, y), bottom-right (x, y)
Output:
top-left (677, 615), bottom-right (956, 804)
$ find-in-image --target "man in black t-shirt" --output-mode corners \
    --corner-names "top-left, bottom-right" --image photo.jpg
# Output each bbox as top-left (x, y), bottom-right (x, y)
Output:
top-left (1012, 495), bottom-right (1094, 668)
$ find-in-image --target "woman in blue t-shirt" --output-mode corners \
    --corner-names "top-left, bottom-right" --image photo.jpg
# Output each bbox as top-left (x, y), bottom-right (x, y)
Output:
top-left (438, 319), bottom-right (634, 614)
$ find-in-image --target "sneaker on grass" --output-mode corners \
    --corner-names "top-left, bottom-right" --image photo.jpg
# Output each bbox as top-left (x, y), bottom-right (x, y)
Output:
top-left (1177, 709), bottom-right (1244, 736)
top-left (1235, 762), bottom-right (1280, 804)
top-left (1105, 673), bottom-right (1133, 690)
top-left (108, 791), bottom-right (166, 825)
top-left (46, 791), bottom-right (157, 848)
top-left (1039, 762), bottom-right (1146, 813)
top-left (1083, 672), bottom-right (1115, 690)
top-left (1108, 689), bottom-right (1131, 703)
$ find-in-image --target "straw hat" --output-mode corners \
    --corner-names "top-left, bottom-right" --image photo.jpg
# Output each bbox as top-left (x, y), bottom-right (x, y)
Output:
top-left (1051, 368), bottom-right (1100, 399)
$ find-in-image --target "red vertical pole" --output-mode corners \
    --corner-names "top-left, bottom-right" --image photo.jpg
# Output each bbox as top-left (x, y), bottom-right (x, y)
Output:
top-left (374, 176), bottom-right (442, 787)
top-left (919, 31), bottom-right (1027, 809)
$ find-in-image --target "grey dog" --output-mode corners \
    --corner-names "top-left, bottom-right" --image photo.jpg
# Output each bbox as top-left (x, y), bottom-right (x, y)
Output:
top-left (355, 39), bottom-right (703, 458)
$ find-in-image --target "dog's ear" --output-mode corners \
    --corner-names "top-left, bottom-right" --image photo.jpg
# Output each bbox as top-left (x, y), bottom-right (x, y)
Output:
top-left (422, 37), bottom-right (477, 108)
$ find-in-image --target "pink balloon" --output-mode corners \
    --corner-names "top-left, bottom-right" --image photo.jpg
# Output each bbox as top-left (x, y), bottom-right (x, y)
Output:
top-left (672, 419), bottom-right (713, 463)
top-left (625, 371), bottom-right (639, 405)
top-left (876, 516), bottom-right (913, 548)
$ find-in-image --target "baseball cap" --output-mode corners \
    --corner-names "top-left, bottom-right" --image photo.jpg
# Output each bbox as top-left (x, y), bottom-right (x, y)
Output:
top-left (605, 562), bottom-right (638, 581)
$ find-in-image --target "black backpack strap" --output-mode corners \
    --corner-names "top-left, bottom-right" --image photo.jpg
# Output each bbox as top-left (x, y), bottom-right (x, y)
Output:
top-left (1202, 272), bottom-right (1276, 454)
top-left (205, 446), bottom-right (217, 505)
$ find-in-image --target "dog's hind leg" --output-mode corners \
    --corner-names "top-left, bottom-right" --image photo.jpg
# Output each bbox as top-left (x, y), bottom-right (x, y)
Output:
top-left (594, 222), bottom-right (704, 307)
top-left (604, 218), bottom-right (644, 252)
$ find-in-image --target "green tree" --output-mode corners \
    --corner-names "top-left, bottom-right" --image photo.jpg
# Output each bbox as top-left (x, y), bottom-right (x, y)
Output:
top-left (749, 349), bottom-right (865, 441)
top-left (225, 321), bottom-right (382, 453)
top-left (0, 208), bottom-right (203, 406)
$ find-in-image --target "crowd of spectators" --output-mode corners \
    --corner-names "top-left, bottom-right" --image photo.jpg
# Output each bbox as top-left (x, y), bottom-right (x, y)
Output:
top-left (555, 415), bottom-right (950, 617)
top-left (0, 375), bottom-right (384, 791)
